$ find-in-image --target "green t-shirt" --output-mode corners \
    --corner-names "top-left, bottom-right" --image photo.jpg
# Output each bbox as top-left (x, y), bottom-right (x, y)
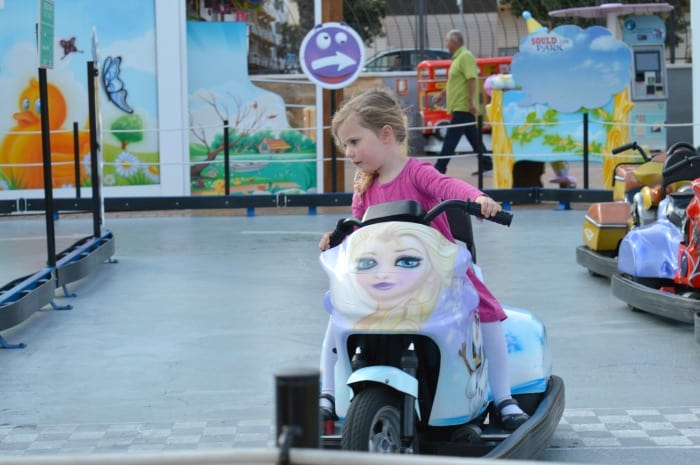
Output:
top-left (446, 46), bottom-right (478, 113)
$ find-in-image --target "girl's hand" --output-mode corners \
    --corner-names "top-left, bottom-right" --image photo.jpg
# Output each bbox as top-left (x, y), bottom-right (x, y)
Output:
top-left (474, 195), bottom-right (501, 218)
top-left (319, 231), bottom-right (332, 251)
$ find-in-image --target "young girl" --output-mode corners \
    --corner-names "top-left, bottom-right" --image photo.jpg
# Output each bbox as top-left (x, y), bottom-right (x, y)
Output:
top-left (318, 87), bottom-right (529, 431)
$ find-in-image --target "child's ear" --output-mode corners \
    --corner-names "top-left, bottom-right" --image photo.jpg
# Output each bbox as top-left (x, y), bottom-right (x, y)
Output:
top-left (380, 124), bottom-right (394, 143)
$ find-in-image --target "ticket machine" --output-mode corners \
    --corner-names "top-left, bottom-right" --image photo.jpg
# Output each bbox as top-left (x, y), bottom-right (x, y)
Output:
top-left (623, 15), bottom-right (668, 151)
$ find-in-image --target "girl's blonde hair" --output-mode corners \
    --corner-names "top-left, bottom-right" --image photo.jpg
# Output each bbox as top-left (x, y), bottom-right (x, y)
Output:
top-left (331, 88), bottom-right (409, 194)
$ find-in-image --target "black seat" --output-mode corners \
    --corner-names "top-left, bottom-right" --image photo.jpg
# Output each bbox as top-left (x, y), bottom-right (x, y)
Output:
top-left (662, 143), bottom-right (700, 192)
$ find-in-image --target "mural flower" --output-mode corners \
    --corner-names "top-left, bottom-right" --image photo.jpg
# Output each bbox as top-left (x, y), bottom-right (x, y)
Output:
top-left (114, 151), bottom-right (140, 178)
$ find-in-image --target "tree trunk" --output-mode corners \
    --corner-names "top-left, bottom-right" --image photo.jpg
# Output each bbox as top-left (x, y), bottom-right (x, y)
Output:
top-left (190, 144), bottom-right (227, 179)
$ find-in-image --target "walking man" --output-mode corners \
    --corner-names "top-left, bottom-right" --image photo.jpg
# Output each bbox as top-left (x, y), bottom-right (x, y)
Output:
top-left (434, 29), bottom-right (492, 175)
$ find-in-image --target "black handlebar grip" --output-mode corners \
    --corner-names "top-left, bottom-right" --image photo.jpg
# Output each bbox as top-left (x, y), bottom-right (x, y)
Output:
top-left (489, 210), bottom-right (513, 226)
top-left (328, 217), bottom-right (356, 248)
top-left (328, 229), bottom-right (346, 248)
top-left (466, 202), bottom-right (513, 226)
top-left (611, 142), bottom-right (637, 155)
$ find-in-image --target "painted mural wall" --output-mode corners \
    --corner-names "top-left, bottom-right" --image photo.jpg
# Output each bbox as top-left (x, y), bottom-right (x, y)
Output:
top-left (186, 21), bottom-right (316, 196)
top-left (0, 0), bottom-right (159, 192)
top-left (0, 1), bottom-right (316, 197)
top-left (487, 19), bottom-right (635, 189)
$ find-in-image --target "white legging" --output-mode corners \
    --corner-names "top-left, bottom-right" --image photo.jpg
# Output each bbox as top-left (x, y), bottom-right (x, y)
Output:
top-left (320, 320), bottom-right (513, 405)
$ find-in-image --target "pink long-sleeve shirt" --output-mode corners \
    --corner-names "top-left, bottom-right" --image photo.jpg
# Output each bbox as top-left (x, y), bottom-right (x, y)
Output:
top-left (351, 157), bottom-right (506, 322)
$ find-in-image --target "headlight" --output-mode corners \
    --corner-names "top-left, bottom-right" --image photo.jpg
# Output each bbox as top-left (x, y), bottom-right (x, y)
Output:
top-left (640, 186), bottom-right (653, 211)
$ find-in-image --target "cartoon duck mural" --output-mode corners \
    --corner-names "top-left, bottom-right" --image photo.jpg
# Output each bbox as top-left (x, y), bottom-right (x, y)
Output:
top-left (0, 77), bottom-right (90, 189)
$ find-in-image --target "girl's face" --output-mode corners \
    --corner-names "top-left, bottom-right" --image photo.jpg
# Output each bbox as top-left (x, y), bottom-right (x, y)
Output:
top-left (352, 234), bottom-right (433, 307)
top-left (336, 114), bottom-right (391, 174)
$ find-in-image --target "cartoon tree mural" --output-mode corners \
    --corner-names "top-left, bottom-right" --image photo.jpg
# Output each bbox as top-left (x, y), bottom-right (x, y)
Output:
top-left (510, 107), bottom-right (609, 157)
top-left (279, 129), bottom-right (315, 152)
top-left (189, 92), bottom-right (277, 179)
top-left (111, 114), bottom-right (144, 151)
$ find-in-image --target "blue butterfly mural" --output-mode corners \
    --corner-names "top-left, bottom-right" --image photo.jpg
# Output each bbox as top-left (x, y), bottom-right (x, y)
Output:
top-left (101, 56), bottom-right (133, 114)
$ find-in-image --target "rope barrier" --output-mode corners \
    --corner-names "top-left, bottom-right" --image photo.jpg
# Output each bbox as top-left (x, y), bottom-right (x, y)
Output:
top-left (0, 113), bottom-right (693, 196)
top-left (2, 116), bottom-right (699, 137)
top-left (0, 151), bottom-right (621, 171)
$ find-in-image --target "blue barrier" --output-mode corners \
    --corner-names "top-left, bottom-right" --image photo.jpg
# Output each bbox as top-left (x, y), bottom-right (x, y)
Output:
top-left (0, 230), bottom-right (116, 348)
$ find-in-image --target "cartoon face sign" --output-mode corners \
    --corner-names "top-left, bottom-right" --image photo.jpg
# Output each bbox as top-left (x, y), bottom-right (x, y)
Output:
top-left (320, 221), bottom-right (476, 331)
top-left (352, 233), bottom-right (435, 309)
top-left (300, 22), bottom-right (365, 90)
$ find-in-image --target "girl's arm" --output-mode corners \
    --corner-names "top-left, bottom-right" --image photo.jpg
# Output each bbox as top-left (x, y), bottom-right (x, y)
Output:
top-left (414, 161), bottom-right (501, 217)
top-left (415, 160), bottom-right (484, 201)
top-left (351, 192), bottom-right (366, 220)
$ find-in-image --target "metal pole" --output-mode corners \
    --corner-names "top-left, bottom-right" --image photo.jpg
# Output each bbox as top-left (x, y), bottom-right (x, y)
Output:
top-left (477, 115), bottom-right (484, 190)
top-left (38, 67), bottom-right (56, 268)
top-left (583, 112), bottom-right (589, 189)
top-left (417, 0), bottom-right (425, 60)
top-left (275, 368), bottom-right (320, 449)
top-left (73, 121), bottom-right (81, 198)
top-left (223, 119), bottom-right (230, 196)
top-left (87, 61), bottom-right (102, 238)
top-left (668, 6), bottom-right (676, 64)
top-left (329, 91), bottom-right (337, 192)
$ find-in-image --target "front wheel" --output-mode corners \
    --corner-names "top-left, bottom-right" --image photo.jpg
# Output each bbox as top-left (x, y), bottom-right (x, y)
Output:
top-left (340, 386), bottom-right (408, 453)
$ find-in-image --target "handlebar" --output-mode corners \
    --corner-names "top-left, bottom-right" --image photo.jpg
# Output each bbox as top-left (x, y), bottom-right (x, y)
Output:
top-left (662, 148), bottom-right (700, 181)
top-left (424, 200), bottom-right (513, 227)
top-left (611, 141), bottom-right (649, 161)
top-left (327, 199), bottom-right (512, 248)
top-left (328, 217), bottom-right (361, 248)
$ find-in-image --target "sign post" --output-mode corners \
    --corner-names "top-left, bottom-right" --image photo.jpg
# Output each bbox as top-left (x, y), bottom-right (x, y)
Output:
top-left (299, 21), bottom-right (364, 192)
top-left (37, 0), bottom-right (56, 267)
top-left (38, 0), bottom-right (54, 69)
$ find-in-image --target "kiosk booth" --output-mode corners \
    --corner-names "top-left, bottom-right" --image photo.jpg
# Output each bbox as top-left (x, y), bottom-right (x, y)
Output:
top-left (549, 3), bottom-right (674, 152)
top-left (623, 15), bottom-right (668, 151)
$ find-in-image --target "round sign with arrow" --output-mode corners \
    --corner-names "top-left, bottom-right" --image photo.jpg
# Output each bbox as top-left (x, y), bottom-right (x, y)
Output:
top-left (299, 22), bottom-right (365, 90)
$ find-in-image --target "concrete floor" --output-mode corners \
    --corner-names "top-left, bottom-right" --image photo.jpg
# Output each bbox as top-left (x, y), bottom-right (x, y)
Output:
top-left (1, 157), bottom-right (699, 463)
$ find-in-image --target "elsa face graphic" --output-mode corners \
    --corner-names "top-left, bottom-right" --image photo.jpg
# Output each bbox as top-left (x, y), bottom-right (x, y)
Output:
top-left (337, 222), bottom-right (460, 331)
top-left (353, 234), bottom-right (433, 308)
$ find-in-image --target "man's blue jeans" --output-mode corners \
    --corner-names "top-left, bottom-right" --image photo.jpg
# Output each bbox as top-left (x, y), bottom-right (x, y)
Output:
top-left (434, 111), bottom-right (492, 174)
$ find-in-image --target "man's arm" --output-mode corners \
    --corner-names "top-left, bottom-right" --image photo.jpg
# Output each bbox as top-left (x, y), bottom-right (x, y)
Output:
top-left (467, 76), bottom-right (478, 115)
top-left (462, 52), bottom-right (479, 116)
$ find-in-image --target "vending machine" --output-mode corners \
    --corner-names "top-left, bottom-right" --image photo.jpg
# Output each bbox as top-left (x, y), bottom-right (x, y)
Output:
top-left (623, 15), bottom-right (668, 151)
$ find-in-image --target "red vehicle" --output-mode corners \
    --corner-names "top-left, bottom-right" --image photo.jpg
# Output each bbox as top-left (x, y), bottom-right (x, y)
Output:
top-left (417, 56), bottom-right (512, 138)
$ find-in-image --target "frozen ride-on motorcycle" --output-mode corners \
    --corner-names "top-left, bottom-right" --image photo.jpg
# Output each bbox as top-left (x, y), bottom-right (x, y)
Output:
top-left (576, 142), bottom-right (694, 279)
top-left (318, 199), bottom-right (565, 458)
top-left (611, 145), bottom-right (700, 342)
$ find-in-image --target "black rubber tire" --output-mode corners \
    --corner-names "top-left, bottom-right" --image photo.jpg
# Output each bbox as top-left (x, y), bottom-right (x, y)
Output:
top-left (340, 387), bottom-right (406, 453)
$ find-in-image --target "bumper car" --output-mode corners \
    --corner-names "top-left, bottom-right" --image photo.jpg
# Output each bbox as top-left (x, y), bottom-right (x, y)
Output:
top-left (319, 199), bottom-right (565, 458)
top-left (610, 146), bottom-right (700, 343)
top-left (577, 142), bottom-right (696, 278)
